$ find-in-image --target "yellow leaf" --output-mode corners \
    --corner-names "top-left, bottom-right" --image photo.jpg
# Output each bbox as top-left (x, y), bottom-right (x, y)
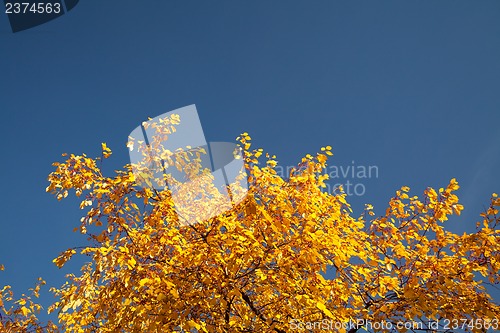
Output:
top-left (139, 278), bottom-right (150, 287)
top-left (127, 257), bottom-right (137, 269)
top-left (20, 306), bottom-right (29, 316)
top-left (316, 301), bottom-right (335, 318)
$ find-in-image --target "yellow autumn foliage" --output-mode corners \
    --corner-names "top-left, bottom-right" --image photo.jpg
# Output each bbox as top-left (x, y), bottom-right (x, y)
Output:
top-left (1, 115), bottom-right (499, 332)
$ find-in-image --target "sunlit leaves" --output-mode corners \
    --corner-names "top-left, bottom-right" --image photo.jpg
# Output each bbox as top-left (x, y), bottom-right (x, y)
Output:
top-left (2, 117), bottom-right (500, 332)
top-left (101, 142), bottom-right (112, 159)
top-left (39, 143), bottom-right (500, 332)
top-left (53, 249), bottom-right (77, 268)
top-left (0, 273), bottom-right (58, 333)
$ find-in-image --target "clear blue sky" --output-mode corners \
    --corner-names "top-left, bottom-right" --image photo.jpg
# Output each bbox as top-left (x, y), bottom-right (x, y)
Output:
top-left (1, 0), bottom-right (500, 323)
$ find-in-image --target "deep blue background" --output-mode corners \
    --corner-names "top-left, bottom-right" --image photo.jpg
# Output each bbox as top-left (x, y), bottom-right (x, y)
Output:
top-left (1, 0), bottom-right (499, 324)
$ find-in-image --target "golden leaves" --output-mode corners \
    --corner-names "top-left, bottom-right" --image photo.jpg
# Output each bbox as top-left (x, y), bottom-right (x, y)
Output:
top-left (20, 306), bottom-right (29, 316)
top-left (0, 269), bottom-right (57, 332)
top-left (12, 136), bottom-right (495, 332)
top-left (53, 249), bottom-right (76, 268)
top-left (320, 145), bottom-right (333, 156)
top-left (101, 142), bottom-right (112, 158)
top-left (316, 300), bottom-right (335, 319)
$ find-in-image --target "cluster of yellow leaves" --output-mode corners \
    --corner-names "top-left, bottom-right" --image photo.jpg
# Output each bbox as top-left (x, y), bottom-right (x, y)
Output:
top-left (358, 181), bottom-right (500, 330)
top-left (101, 143), bottom-right (112, 159)
top-left (2, 115), bottom-right (499, 332)
top-left (0, 273), bottom-right (59, 333)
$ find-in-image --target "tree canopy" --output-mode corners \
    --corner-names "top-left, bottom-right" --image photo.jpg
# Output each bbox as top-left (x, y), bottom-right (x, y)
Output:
top-left (1, 115), bottom-right (499, 332)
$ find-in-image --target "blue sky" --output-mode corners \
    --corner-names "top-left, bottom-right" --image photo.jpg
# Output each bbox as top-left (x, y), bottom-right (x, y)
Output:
top-left (1, 0), bottom-right (500, 324)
